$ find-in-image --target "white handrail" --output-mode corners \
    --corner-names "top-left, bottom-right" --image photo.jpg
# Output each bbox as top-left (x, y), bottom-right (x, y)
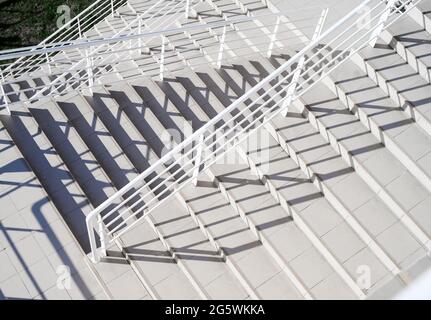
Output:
top-left (29, 0), bottom-right (175, 101)
top-left (0, 6), bottom-right (321, 109)
top-left (0, 0), bottom-right (194, 110)
top-left (2, 0), bottom-right (127, 79)
top-left (84, 0), bottom-right (422, 262)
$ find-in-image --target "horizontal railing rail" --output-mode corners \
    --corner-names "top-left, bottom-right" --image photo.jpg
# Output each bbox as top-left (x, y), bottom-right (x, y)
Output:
top-left (0, 0), bottom-right (199, 113)
top-left (0, 6), bottom-right (323, 112)
top-left (2, 0), bottom-right (128, 79)
top-left (84, 0), bottom-right (422, 262)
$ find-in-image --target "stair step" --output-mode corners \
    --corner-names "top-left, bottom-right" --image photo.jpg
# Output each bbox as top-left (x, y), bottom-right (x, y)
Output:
top-left (210, 159), bottom-right (361, 299)
top-left (351, 38), bottom-right (431, 138)
top-left (26, 94), bottom-right (204, 300)
top-left (164, 66), bottom-right (366, 298)
top-left (0, 99), bottom-right (150, 300)
top-left (0, 117), bottom-right (112, 300)
top-left (314, 58), bottom-right (431, 243)
top-left (89, 244), bottom-right (151, 300)
top-left (180, 175), bottom-right (305, 299)
top-left (117, 73), bottom-right (313, 298)
top-left (408, 0), bottom-right (431, 34)
top-left (192, 54), bottom-right (430, 289)
top-left (82, 81), bottom-right (251, 299)
top-left (382, 13), bottom-right (431, 84)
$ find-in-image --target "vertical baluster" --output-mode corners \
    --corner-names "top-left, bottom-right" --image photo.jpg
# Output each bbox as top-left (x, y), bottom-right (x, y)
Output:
top-left (86, 215), bottom-right (100, 263)
top-left (77, 17), bottom-right (83, 38)
top-left (138, 19), bottom-right (142, 53)
top-left (186, 0), bottom-right (190, 18)
top-left (267, 16), bottom-right (280, 57)
top-left (217, 25), bottom-right (227, 69)
top-left (160, 35), bottom-right (166, 81)
top-left (86, 47), bottom-right (94, 94)
top-left (0, 70), bottom-right (10, 115)
top-left (111, 0), bottom-right (115, 16)
top-left (98, 214), bottom-right (107, 258)
top-left (193, 134), bottom-right (205, 186)
top-left (45, 52), bottom-right (52, 75)
top-left (369, 0), bottom-right (396, 47)
top-left (282, 8), bottom-right (328, 116)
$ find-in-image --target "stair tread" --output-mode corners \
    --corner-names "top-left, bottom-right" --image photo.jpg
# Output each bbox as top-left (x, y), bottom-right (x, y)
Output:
top-left (222, 56), bottom-right (428, 270)
top-left (357, 38), bottom-right (431, 120)
top-left (80, 81), bottom-right (255, 299)
top-left (330, 56), bottom-right (431, 179)
top-left (174, 68), bottom-right (369, 296)
top-left (108, 75), bottom-right (306, 300)
top-left (387, 14), bottom-right (431, 64)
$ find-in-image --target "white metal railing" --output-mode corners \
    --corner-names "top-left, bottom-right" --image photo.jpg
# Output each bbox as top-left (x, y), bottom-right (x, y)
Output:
top-left (30, 0), bottom-right (191, 99)
top-left (84, 0), bottom-right (422, 262)
top-left (0, 0), bottom-right (197, 113)
top-left (0, 6), bottom-right (323, 113)
top-left (1, 0), bottom-right (127, 80)
top-left (0, 0), bottom-right (128, 113)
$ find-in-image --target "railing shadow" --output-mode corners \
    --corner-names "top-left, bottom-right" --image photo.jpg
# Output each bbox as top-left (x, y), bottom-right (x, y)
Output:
top-left (0, 112), bottom-right (97, 299)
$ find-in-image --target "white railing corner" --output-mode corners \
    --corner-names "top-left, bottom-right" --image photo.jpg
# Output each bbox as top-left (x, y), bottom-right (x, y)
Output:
top-left (86, 213), bottom-right (106, 263)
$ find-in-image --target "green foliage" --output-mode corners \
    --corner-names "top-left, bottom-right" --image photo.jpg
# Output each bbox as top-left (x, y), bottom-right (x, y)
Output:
top-left (0, 0), bottom-right (92, 49)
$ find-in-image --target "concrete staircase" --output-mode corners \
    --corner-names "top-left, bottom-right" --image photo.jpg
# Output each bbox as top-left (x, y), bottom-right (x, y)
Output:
top-left (1, 0), bottom-right (431, 299)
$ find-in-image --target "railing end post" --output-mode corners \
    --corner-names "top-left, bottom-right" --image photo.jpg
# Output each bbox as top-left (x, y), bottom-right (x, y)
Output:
top-left (86, 212), bottom-right (104, 264)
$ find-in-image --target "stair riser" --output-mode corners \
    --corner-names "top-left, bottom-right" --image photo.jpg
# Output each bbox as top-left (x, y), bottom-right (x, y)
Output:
top-left (211, 60), bottom-right (404, 283)
top-left (49, 96), bottom-right (194, 299)
top-left (43, 89), bottom-right (209, 300)
top-left (80, 85), bottom-right (226, 300)
top-left (300, 91), bottom-right (431, 253)
top-left (208, 168), bottom-right (315, 299)
top-left (338, 54), bottom-right (431, 196)
top-left (289, 101), bottom-right (405, 275)
top-left (408, 6), bottom-right (431, 34)
top-left (175, 192), bottom-right (261, 299)
top-left (185, 67), bottom-right (366, 299)
top-left (380, 29), bottom-right (431, 84)
top-left (128, 76), bottom-right (308, 299)
top-left (0, 101), bottom-right (130, 300)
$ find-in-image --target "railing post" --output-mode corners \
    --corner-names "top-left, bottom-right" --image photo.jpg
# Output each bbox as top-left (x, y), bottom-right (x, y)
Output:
top-left (86, 213), bottom-right (107, 263)
top-left (77, 17), bottom-right (83, 38)
top-left (0, 70), bottom-right (10, 115)
top-left (86, 215), bottom-right (100, 263)
top-left (45, 52), bottom-right (52, 75)
top-left (138, 19), bottom-right (142, 53)
top-left (185, 0), bottom-right (190, 18)
top-left (85, 47), bottom-right (94, 94)
top-left (267, 16), bottom-right (280, 58)
top-left (160, 35), bottom-right (166, 81)
top-left (111, 0), bottom-right (115, 16)
top-left (282, 8), bottom-right (328, 116)
top-left (192, 134), bottom-right (205, 186)
top-left (217, 25), bottom-right (227, 69)
top-left (369, 0), bottom-right (396, 47)
top-left (98, 214), bottom-right (107, 258)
